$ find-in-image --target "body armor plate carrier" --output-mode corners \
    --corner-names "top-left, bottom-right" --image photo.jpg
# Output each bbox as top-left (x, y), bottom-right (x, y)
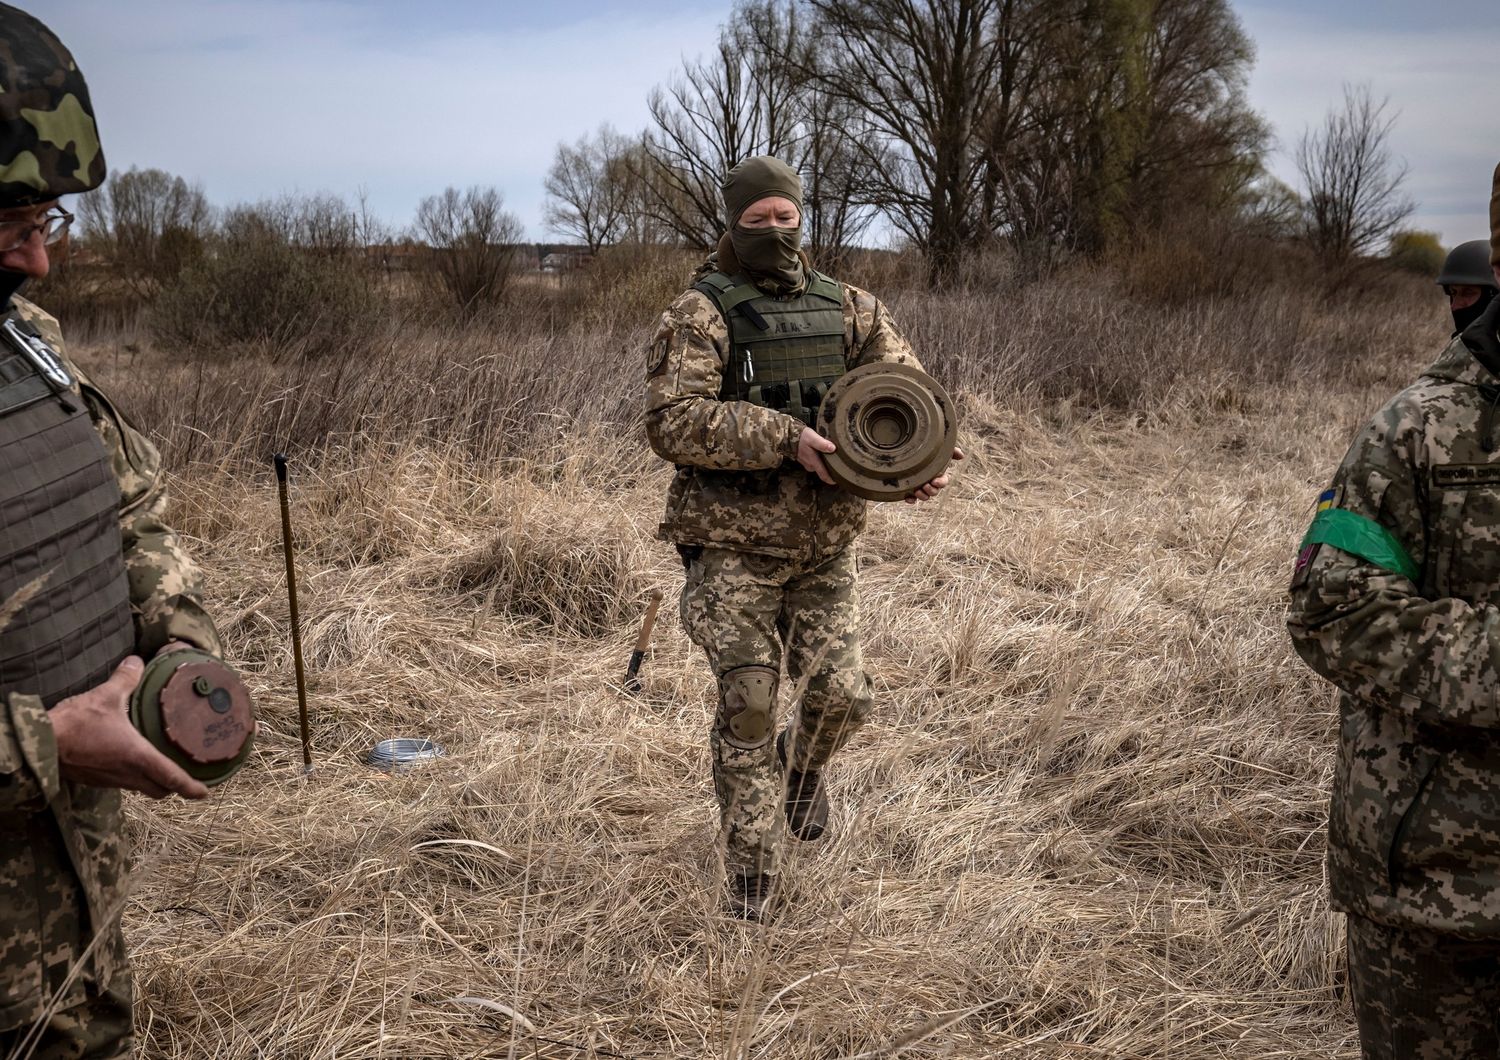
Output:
top-left (0, 313), bottom-right (133, 709)
top-left (694, 269), bottom-right (847, 426)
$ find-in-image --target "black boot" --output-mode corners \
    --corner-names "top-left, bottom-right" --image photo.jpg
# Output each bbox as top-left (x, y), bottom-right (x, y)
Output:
top-left (727, 870), bottom-right (777, 921)
top-left (778, 730), bottom-right (829, 842)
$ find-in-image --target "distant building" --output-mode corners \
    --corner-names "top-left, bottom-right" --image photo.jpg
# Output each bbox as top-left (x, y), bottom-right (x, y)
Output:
top-left (540, 250), bottom-right (592, 273)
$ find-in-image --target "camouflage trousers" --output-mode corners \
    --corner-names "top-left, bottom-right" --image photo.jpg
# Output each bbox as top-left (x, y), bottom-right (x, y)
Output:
top-left (680, 545), bottom-right (872, 876)
top-left (0, 980), bottom-right (131, 1060)
top-left (1347, 914), bottom-right (1500, 1059)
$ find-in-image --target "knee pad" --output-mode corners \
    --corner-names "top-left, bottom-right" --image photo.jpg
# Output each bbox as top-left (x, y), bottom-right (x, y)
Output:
top-left (718, 664), bottom-right (778, 749)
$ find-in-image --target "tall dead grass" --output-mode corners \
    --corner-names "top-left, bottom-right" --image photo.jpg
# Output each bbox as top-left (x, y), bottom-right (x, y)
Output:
top-left (59, 252), bottom-right (1444, 1057)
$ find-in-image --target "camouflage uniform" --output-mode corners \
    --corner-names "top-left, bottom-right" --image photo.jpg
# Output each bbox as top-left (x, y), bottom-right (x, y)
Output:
top-left (0, 296), bottom-right (221, 1059)
top-left (0, 6), bottom-right (221, 1053)
top-left (1288, 305), bottom-right (1500, 1058)
top-left (646, 257), bottom-right (919, 877)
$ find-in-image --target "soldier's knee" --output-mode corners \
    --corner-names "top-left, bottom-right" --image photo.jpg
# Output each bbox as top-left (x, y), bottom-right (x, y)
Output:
top-left (805, 668), bottom-right (873, 717)
top-left (718, 664), bottom-right (778, 749)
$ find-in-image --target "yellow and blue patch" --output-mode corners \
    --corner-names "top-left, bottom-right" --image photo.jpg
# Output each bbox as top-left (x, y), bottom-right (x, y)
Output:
top-left (1291, 485), bottom-right (1342, 590)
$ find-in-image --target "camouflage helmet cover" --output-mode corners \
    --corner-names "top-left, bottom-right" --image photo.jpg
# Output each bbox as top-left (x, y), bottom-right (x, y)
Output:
top-left (1436, 239), bottom-right (1498, 289)
top-left (0, 4), bottom-right (105, 206)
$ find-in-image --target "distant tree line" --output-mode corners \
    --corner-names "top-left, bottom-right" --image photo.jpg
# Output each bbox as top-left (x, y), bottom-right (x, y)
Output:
top-left (59, 0), bottom-right (1421, 320)
top-left (544, 0), bottom-right (1417, 286)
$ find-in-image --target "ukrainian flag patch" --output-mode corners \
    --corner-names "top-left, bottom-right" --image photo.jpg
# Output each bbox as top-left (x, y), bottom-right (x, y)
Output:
top-left (1317, 487), bottom-right (1340, 512)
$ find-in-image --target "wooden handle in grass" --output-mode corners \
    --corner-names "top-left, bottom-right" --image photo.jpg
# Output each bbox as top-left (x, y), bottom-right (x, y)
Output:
top-left (624, 589), bottom-right (664, 692)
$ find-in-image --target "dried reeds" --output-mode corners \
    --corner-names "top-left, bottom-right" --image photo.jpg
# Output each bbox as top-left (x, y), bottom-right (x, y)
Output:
top-left (65, 260), bottom-right (1437, 1058)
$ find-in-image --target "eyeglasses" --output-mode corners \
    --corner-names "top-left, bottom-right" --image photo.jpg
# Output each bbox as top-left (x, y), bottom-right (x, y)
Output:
top-left (0, 207), bottom-right (73, 253)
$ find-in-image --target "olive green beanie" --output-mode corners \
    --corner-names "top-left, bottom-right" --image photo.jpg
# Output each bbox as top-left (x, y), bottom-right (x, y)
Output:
top-left (722, 155), bottom-right (803, 226)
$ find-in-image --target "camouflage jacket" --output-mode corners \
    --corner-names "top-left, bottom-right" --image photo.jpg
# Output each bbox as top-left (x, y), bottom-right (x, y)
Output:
top-left (645, 261), bottom-right (921, 559)
top-left (0, 296), bottom-right (221, 1030)
top-left (1288, 320), bottom-right (1500, 937)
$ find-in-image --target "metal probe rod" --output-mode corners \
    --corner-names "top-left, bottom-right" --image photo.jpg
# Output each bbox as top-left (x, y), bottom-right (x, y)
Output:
top-left (274, 454), bottom-right (313, 771)
top-left (624, 589), bottom-right (664, 694)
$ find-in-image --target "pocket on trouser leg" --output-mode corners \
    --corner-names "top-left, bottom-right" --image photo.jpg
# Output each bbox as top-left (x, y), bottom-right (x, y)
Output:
top-left (679, 562), bottom-right (708, 651)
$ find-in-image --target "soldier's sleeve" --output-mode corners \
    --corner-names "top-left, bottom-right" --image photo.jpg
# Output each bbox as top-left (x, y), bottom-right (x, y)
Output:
top-left (644, 288), bottom-right (803, 469)
top-left (844, 284), bottom-right (922, 370)
top-left (13, 299), bottom-right (224, 660)
top-left (1287, 393), bottom-right (1500, 729)
top-left (0, 692), bottom-right (59, 812)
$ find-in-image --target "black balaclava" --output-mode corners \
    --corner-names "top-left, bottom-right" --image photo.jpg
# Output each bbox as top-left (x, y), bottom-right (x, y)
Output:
top-left (722, 155), bottom-right (804, 290)
top-left (1454, 287), bottom-right (1498, 335)
top-left (0, 268), bottom-right (27, 310)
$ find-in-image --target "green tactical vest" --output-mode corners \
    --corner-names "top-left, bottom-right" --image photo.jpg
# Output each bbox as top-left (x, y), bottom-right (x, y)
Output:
top-left (694, 269), bottom-right (847, 426)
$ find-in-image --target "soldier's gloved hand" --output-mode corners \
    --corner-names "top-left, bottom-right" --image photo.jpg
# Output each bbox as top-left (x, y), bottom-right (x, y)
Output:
top-left (797, 427), bottom-right (838, 485)
top-left (51, 656), bottom-right (211, 800)
top-left (905, 446), bottom-right (965, 505)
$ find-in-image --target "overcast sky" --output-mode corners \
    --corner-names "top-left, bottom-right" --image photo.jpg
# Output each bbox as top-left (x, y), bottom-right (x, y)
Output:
top-left (38, 0), bottom-right (1500, 249)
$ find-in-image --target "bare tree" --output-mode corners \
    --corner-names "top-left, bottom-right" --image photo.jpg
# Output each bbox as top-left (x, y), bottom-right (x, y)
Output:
top-left (1295, 83), bottom-right (1414, 269)
top-left (543, 125), bottom-right (635, 253)
top-left (804, 0), bottom-right (1008, 285)
top-left (641, 1), bottom-right (808, 247)
top-left (77, 166), bottom-right (213, 295)
top-left (414, 186), bottom-right (524, 315)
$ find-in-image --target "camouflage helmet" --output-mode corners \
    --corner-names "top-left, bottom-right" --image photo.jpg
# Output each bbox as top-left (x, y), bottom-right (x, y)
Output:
top-left (1437, 239), bottom-right (1498, 289)
top-left (0, 4), bottom-right (105, 207)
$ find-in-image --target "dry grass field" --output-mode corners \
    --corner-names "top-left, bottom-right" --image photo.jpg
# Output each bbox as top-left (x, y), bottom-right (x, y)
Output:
top-left (61, 260), bottom-right (1443, 1058)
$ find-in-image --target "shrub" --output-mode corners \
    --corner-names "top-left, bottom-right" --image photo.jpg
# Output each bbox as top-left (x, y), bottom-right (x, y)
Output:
top-left (151, 222), bottom-right (380, 358)
top-left (1387, 229), bottom-right (1445, 277)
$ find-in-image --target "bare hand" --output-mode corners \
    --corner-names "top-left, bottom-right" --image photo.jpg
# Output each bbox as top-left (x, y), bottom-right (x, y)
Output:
top-left (905, 446), bottom-right (965, 504)
top-left (51, 656), bottom-right (210, 799)
top-left (797, 427), bottom-right (837, 486)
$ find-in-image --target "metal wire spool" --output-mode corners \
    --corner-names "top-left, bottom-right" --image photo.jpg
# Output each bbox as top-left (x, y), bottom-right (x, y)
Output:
top-left (816, 362), bottom-right (959, 501)
top-left (367, 738), bottom-right (446, 771)
top-left (129, 649), bottom-right (255, 787)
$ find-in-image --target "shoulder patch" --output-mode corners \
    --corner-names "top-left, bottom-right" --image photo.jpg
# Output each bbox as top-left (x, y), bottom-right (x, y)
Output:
top-left (1291, 485), bottom-right (1341, 590)
top-left (647, 337), bottom-right (669, 376)
top-left (1290, 543), bottom-right (1320, 590)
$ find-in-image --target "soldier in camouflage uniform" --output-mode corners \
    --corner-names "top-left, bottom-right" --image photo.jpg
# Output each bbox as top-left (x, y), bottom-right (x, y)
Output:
top-left (1286, 162), bottom-right (1500, 1058)
top-left (0, 6), bottom-right (223, 1057)
top-left (646, 156), bottom-right (958, 919)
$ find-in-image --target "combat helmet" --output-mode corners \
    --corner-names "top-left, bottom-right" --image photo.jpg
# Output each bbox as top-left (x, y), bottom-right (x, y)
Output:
top-left (0, 4), bottom-right (106, 207)
top-left (1437, 240), bottom-right (1498, 290)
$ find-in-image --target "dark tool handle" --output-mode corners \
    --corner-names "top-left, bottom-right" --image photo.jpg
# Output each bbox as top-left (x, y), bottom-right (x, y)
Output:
top-left (274, 454), bottom-right (313, 770)
top-left (624, 589), bottom-right (664, 693)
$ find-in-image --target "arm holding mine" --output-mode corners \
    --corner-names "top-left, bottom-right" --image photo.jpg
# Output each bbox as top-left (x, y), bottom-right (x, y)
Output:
top-left (644, 290), bottom-right (803, 470)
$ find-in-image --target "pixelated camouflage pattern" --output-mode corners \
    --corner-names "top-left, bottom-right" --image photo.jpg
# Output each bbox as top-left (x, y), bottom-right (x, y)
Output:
top-left (1345, 913), bottom-right (1500, 1059)
top-left (646, 263), bottom-right (919, 559)
top-left (681, 545), bottom-right (871, 875)
top-left (1289, 332), bottom-right (1500, 937)
top-left (0, 296), bottom-right (219, 1038)
top-left (0, 5), bottom-right (106, 206)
